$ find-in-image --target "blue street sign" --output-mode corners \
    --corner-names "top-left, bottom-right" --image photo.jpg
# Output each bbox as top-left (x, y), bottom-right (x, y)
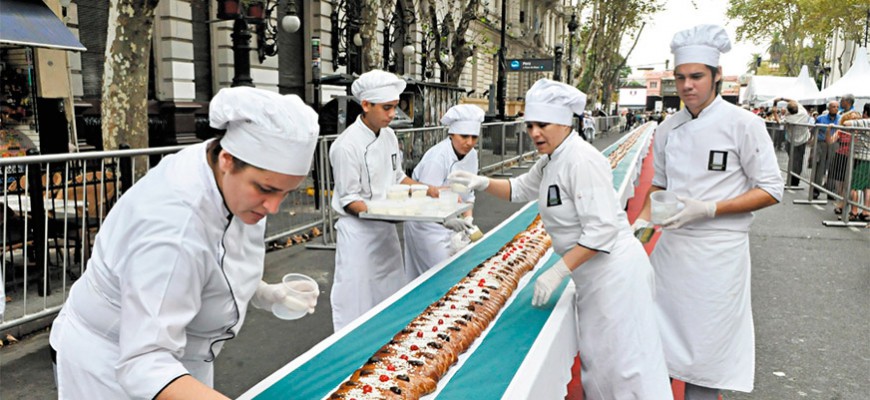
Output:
top-left (508, 59), bottom-right (554, 72)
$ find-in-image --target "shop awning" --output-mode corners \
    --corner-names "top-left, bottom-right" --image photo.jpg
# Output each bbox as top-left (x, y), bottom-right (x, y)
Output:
top-left (0, 0), bottom-right (86, 51)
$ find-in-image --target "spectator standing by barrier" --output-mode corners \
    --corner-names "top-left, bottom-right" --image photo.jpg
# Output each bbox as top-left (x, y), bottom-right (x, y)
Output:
top-left (826, 111), bottom-right (863, 215)
top-left (841, 104), bottom-right (870, 221)
top-left (772, 98), bottom-right (811, 186)
top-left (813, 101), bottom-right (840, 199)
top-left (632, 25), bottom-right (783, 399)
top-left (49, 87), bottom-right (322, 399)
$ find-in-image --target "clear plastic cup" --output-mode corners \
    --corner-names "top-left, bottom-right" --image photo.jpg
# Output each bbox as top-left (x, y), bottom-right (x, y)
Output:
top-left (650, 191), bottom-right (682, 225)
top-left (271, 273), bottom-right (319, 320)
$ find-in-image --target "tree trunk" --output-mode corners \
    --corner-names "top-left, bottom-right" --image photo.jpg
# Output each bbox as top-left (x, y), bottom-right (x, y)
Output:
top-left (101, 0), bottom-right (159, 150)
top-left (361, 0), bottom-right (383, 72)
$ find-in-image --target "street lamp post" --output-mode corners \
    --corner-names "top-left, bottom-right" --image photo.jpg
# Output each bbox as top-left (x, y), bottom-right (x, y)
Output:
top-left (217, 0), bottom-right (300, 88)
top-left (496, 0), bottom-right (508, 120)
top-left (566, 13), bottom-right (578, 86)
top-left (553, 44), bottom-right (563, 82)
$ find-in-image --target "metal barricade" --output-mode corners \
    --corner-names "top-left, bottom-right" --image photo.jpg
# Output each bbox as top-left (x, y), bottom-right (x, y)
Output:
top-left (0, 146), bottom-right (184, 331)
top-left (765, 120), bottom-right (870, 227)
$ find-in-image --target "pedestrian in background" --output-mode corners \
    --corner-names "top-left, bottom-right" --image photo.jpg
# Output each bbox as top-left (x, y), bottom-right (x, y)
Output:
top-left (813, 100), bottom-right (840, 199)
top-left (826, 110), bottom-right (864, 216)
top-left (772, 97), bottom-right (811, 187)
top-left (633, 24), bottom-right (783, 399)
top-left (49, 87), bottom-right (321, 399)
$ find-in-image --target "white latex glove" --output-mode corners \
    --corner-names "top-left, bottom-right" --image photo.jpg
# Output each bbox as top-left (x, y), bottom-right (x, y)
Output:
top-left (447, 170), bottom-right (490, 191)
top-left (661, 196), bottom-right (716, 230)
top-left (253, 280), bottom-right (318, 315)
top-left (443, 216), bottom-right (474, 232)
top-left (449, 231), bottom-right (471, 255)
top-left (532, 259), bottom-right (571, 307)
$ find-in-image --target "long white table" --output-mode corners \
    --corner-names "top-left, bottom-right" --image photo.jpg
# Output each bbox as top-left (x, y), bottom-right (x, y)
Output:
top-left (239, 124), bottom-right (656, 400)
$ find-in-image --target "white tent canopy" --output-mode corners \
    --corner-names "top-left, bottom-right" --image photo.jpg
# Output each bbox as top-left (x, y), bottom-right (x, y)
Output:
top-left (743, 75), bottom-right (796, 106)
top-left (776, 65), bottom-right (820, 105)
top-left (743, 65), bottom-right (821, 107)
top-left (801, 47), bottom-right (870, 109)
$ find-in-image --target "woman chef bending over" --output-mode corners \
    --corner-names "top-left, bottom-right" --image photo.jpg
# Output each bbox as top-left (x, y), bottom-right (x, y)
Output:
top-left (403, 104), bottom-right (484, 282)
top-left (632, 25), bottom-right (783, 400)
top-left (449, 79), bottom-right (673, 399)
top-left (49, 87), bottom-right (321, 400)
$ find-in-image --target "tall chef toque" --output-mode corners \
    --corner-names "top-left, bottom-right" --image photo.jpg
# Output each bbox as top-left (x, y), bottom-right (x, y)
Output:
top-left (670, 24), bottom-right (732, 67)
top-left (351, 70), bottom-right (407, 103)
top-left (210, 87), bottom-right (319, 175)
top-left (523, 79), bottom-right (587, 126)
top-left (440, 104), bottom-right (485, 136)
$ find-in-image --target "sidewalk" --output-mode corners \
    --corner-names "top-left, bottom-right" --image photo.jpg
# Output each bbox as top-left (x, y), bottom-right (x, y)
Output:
top-left (1, 133), bottom-right (867, 399)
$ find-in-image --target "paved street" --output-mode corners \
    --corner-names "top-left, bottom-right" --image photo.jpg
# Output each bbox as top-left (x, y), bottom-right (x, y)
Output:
top-left (1, 132), bottom-right (867, 399)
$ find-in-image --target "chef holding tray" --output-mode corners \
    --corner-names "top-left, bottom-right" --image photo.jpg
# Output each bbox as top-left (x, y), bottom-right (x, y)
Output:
top-left (448, 79), bottom-right (673, 399)
top-left (329, 70), bottom-right (438, 331)
top-left (403, 104), bottom-right (484, 282)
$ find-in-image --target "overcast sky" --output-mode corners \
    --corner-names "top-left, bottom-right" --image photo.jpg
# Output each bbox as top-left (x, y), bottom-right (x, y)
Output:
top-left (623, 0), bottom-right (767, 76)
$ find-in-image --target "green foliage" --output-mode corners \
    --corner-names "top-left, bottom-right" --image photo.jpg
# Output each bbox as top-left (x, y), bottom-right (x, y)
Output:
top-left (727, 0), bottom-right (867, 75)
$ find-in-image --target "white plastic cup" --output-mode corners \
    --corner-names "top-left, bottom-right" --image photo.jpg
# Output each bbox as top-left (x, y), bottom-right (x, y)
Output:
top-left (650, 191), bottom-right (682, 225)
top-left (450, 182), bottom-right (469, 194)
top-left (410, 184), bottom-right (429, 198)
top-left (271, 273), bottom-right (319, 320)
top-left (438, 189), bottom-right (460, 210)
top-left (387, 184), bottom-right (410, 201)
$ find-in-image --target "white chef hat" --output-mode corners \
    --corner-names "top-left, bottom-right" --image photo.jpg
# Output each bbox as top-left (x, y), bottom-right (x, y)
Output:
top-left (209, 87), bottom-right (319, 176)
top-left (440, 104), bottom-right (485, 136)
top-left (523, 79), bottom-right (587, 126)
top-left (670, 24), bottom-right (732, 67)
top-left (351, 70), bottom-right (407, 103)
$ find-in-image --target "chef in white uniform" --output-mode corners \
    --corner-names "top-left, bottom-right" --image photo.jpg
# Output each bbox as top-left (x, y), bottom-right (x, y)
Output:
top-left (449, 79), bottom-right (673, 399)
top-left (49, 87), bottom-right (321, 400)
top-left (329, 70), bottom-right (432, 331)
top-left (403, 104), bottom-right (484, 282)
top-left (632, 25), bottom-right (784, 399)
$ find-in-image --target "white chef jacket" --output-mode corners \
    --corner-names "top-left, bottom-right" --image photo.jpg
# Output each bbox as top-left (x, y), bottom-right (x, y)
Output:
top-left (329, 117), bottom-right (407, 331)
top-left (49, 141), bottom-right (265, 399)
top-left (510, 133), bottom-right (673, 399)
top-left (403, 139), bottom-right (478, 281)
top-left (650, 96), bottom-right (784, 391)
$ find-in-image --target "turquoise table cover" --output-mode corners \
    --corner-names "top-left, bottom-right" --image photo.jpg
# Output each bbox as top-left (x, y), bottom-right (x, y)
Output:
top-left (244, 124), bottom-right (655, 400)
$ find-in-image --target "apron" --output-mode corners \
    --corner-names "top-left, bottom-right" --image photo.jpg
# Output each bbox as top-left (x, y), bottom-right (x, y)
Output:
top-left (403, 220), bottom-right (452, 282)
top-left (528, 134), bottom-right (672, 398)
top-left (569, 232), bottom-right (674, 400)
top-left (651, 229), bottom-right (754, 392)
top-left (331, 216), bottom-right (405, 331)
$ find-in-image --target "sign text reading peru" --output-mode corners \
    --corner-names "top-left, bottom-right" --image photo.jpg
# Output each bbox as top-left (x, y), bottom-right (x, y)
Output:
top-left (508, 59), bottom-right (554, 72)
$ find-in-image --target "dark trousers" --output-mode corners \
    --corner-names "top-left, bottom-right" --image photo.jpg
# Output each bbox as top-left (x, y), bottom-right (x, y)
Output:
top-left (788, 142), bottom-right (807, 186)
top-left (812, 141), bottom-right (832, 195)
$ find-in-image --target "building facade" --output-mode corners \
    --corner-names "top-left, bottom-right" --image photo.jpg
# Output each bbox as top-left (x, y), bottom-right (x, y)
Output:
top-left (2, 0), bottom-right (575, 153)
